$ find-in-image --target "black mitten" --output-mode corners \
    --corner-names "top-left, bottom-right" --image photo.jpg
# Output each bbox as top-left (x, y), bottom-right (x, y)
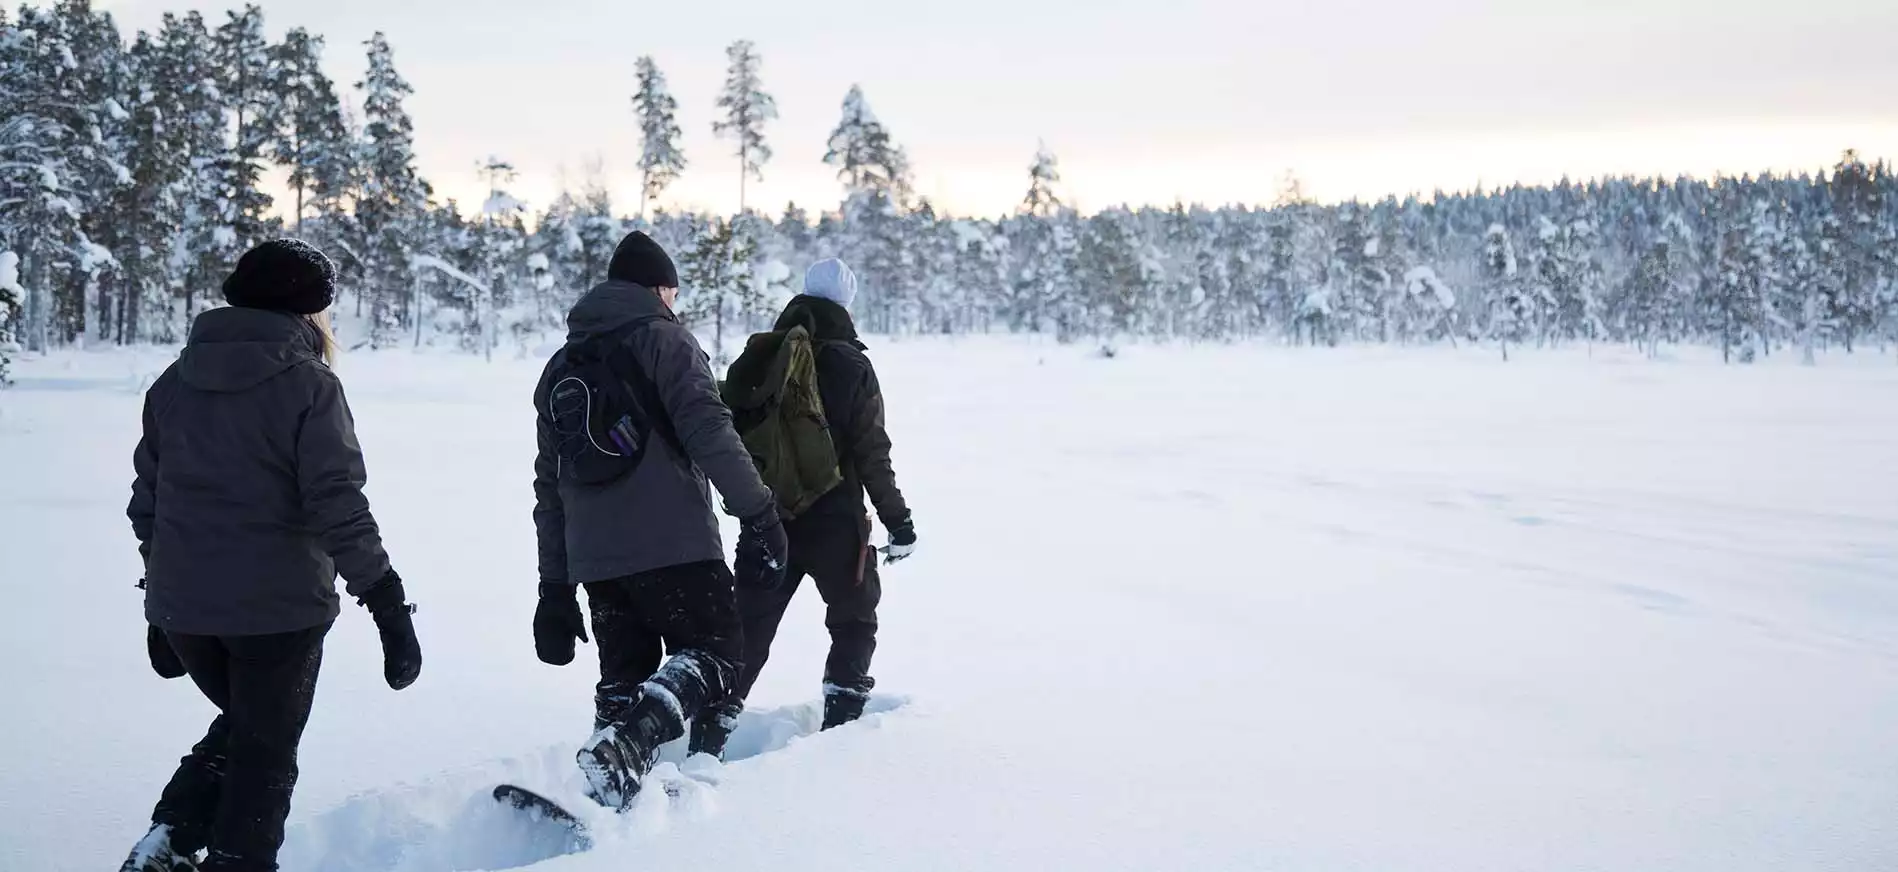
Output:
top-left (735, 512), bottom-right (789, 590)
top-left (147, 624), bottom-right (187, 679)
top-left (534, 582), bottom-right (590, 666)
top-left (358, 572), bottom-right (422, 691)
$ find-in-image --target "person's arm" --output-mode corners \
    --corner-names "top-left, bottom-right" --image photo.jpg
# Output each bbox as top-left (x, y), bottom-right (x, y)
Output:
top-left (646, 326), bottom-right (775, 520)
top-left (848, 363), bottom-right (910, 530)
top-left (127, 382), bottom-right (163, 568)
top-left (531, 382), bottom-right (569, 584)
top-left (296, 370), bottom-right (394, 596)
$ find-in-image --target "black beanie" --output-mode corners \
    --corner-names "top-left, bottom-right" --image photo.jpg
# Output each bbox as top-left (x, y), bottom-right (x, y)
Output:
top-left (222, 238), bottom-right (337, 315)
top-left (607, 231), bottom-right (680, 289)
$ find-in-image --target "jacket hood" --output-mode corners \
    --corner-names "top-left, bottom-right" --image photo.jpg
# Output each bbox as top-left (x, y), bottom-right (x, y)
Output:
top-left (178, 307), bottom-right (323, 393)
top-left (775, 295), bottom-right (862, 346)
top-left (567, 279), bottom-right (676, 339)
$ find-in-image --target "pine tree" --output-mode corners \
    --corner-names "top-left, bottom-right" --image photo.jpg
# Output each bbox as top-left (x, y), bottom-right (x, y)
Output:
top-left (632, 56), bottom-right (686, 218)
top-left (676, 217), bottom-right (767, 363)
top-left (214, 4), bottom-right (274, 250)
top-left (1480, 223), bottom-right (1527, 357)
top-left (824, 85), bottom-right (910, 200)
top-left (824, 84), bottom-right (914, 331)
top-left (1823, 151), bottom-right (1884, 350)
top-left (576, 173), bottom-right (622, 289)
top-left (0, 4), bottom-right (103, 350)
top-left (271, 27), bottom-right (351, 231)
top-left (155, 11), bottom-right (229, 327)
top-left (712, 40), bottom-right (776, 214)
top-left (530, 191), bottom-right (586, 311)
top-left (114, 30), bottom-right (185, 344)
top-left (1022, 143), bottom-right (1063, 217)
top-left (354, 31), bottom-right (428, 346)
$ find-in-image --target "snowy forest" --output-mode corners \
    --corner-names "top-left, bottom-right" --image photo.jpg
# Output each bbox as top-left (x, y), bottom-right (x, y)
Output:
top-left (5, 1), bottom-right (1898, 383)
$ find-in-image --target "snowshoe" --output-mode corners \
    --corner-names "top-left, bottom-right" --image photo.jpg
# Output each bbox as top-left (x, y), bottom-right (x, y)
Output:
top-left (119, 824), bottom-right (200, 872)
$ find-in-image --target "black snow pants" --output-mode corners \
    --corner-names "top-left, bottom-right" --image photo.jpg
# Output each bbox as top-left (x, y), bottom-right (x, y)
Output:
top-left (151, 622), bottom-right (330, 871)
top-left (731, 514), bottom-right (881, 703)
top-left (586, 560), bottom-right (743, 733)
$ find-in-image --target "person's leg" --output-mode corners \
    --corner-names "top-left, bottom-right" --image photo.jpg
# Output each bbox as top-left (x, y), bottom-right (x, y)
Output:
top-left (145, 632), bottom-right (234, 859)
top-left (579, 561), bottom-right (744, 806)
top-left (199, 622), bottom-right (330, 872)
top-left (584, 578), bottom-right (663, 732)
top-left (802, 518), bottom-right (882, 727)
top-left (691, 562), bottom-right (803, 756)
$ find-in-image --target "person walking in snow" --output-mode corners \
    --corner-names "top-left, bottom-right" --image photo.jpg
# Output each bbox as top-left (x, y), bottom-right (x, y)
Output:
top-left (121, 239), bottom-right (422, 872)
top-left (690, 258), bottom-right (916, 758)
top-left (530, 230), bottom-right (787, 809)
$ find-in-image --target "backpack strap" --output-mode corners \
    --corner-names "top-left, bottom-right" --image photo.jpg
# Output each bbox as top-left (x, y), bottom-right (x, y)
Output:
top-left (583, 317), bottom-right (687, 463)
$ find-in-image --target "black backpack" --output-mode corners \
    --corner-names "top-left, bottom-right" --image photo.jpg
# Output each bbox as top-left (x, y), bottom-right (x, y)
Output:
top-left (546, 320), bottom-right (679, 485)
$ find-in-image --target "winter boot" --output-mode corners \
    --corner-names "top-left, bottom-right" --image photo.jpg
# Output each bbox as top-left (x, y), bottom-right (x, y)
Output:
top-left (688, 702), bottom-right (740, 760)
top-left (197, 851), bottom-right (274, 872)
top-left (578, 683), bottom-right (684, 810)
top-left (822, 681), bottom-right (872, 730)
top-left (120, 824), bottom-right (201, 872)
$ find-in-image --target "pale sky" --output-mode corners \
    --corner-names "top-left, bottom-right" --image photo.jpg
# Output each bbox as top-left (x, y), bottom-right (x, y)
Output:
top-left (83, 0), bottom-right (1898, 219)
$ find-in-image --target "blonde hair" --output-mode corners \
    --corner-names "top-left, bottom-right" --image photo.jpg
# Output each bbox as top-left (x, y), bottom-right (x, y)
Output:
top-left (307, 310), bottom-right (339, 366)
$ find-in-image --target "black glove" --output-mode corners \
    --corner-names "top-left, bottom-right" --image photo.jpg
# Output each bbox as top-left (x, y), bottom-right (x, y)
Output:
top-left (358, 572), bottom-right (422, 691)
top-left (147, 624), bottom-right (187, 679)
top-left (735, 511), bottom-right (790, 590)
top-left (881, 517), bottom-right (917, 565)
top-left (534, 582), bottom-right (589, 666)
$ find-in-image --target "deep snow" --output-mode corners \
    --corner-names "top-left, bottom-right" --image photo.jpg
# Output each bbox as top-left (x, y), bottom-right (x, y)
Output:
top-left (1, 338), bottom-right (1894, 872)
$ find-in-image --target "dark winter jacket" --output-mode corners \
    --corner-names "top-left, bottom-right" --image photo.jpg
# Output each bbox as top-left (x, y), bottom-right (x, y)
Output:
top-left (533, 280), bottom-right (775, 585)
top-left (774, 296), bottom-right (910, 530)
top-left (129, 307), bottom-right (393, 636)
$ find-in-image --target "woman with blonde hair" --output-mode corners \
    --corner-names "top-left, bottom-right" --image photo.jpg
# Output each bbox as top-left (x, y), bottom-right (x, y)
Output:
top-left (121, 238), bottom-right (421, 872)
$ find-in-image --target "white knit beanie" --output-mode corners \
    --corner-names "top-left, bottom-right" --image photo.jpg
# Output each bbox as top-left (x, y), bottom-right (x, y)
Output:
top-left (804, 258), bottom-right (858, 308)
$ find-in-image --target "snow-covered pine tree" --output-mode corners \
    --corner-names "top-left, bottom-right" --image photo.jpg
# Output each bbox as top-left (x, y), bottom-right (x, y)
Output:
top-left (0, 4), bottom-right (103, 350)
top-left (575, 173), bottom-right (623, 290)
top-left (0, 246), bottom-right (17, 383)
top-left (530, 191), bottom-right (586, 312)
top-left (1621, 212), bottom-right (1693, 358)
top-left (676, 217), bottom-right (766, 364)
top-left (949, 218), bottom-right (1006, 333)
top-left (472, 156), bottom-right (532, 357)
top-left (213, 4), bottom-right (275, 252)
top-left (353, 31), bottom-right (428, 346)
top-left (49, 0), bottom-right (133, 347)
top-left (114, 30), bottom-right (185, 344)
top-left (1077, 207), bottom-right (1158, 349)
top-left (632, 56), bottom-right (686, 219)
top-left (271, 27), bottom-right (352, 232)
top-left (1022, 142), bottom-right (1063, 217)
top-left (1823, 151), bottom-right (1884, 351)
top-left (1323, 202), bottom-right (1384, 344)
top-left (777, 202), bottom-right (814, 256)
top-left (713, 40), bottom-right (776, 215)
top-left (1480, 223), bottom-right (1527, 358)
top-left (825, 85), bottom-right (910, 200)
top-left (0, 3), bottom-right (17, 366)
top-left (824, 84), bottom-right (914, 332)
top-left (155, 11), bottom-right (230, 328)
top-left (1708, 192), bottom-right (1775, 363)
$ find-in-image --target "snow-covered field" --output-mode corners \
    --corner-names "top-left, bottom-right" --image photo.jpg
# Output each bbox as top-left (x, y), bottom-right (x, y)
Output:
top-left (3, 338), bottom-right (1895, 872)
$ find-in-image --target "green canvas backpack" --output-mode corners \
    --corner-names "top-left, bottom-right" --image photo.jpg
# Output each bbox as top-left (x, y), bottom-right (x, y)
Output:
top-left (721, 324), bottom-right (844, 519)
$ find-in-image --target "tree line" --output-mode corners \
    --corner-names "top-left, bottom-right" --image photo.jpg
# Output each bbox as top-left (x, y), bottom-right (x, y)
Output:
top-left (4, 1), bottom-right (1896, 382)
